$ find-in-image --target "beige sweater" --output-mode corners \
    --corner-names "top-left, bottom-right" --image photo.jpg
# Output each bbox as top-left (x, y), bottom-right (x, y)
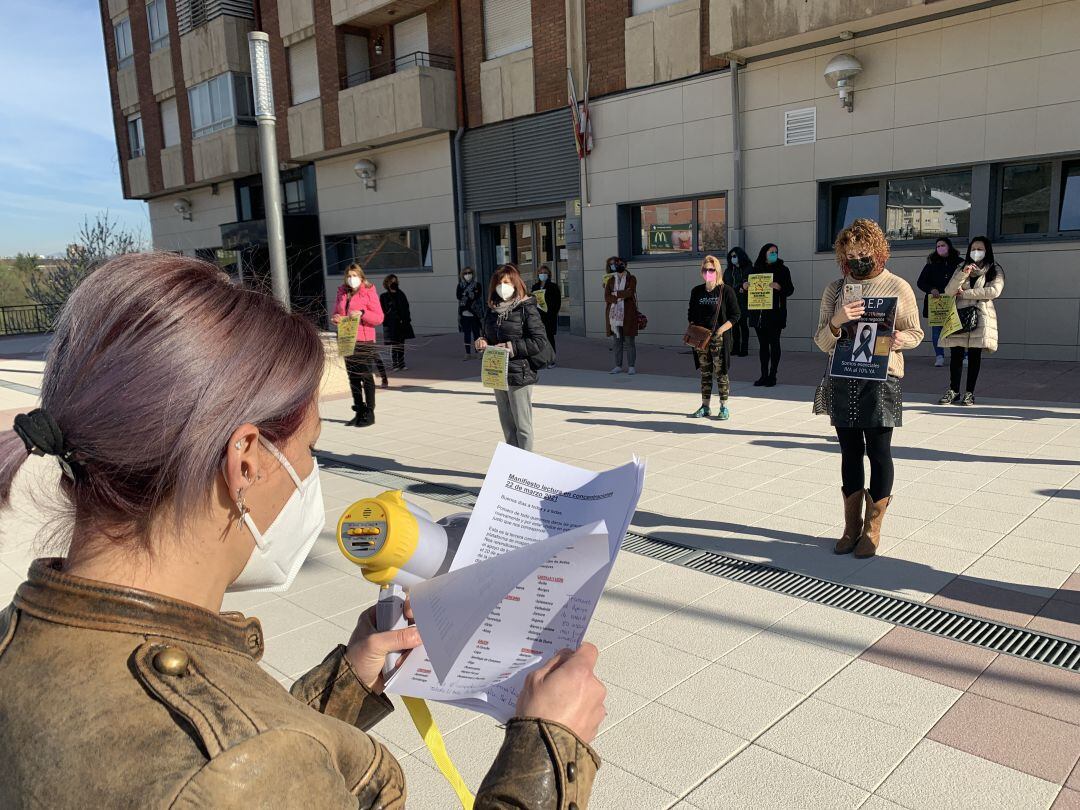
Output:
top-left (815, 269), bottom-right (923, 379)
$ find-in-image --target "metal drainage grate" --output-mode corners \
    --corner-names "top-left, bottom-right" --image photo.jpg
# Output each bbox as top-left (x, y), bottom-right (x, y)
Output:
top-left (317, 453), bottom-right (1080, 674)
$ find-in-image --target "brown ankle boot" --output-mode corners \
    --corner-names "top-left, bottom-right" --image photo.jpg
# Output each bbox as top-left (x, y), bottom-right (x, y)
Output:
top-left (855, 492), bottom-right (891, 558)
top-left (834, 490), bottom-right (864, 554)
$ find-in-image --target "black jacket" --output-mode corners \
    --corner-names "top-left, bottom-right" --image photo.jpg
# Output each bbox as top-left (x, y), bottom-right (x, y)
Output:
top-left (530, 280), bottom-right (562, 324)
top-left (481, 297), bottom-right (553, 387)
top-left (456, 280), bottom-right (486, 330)
top-left (724, 260), bottom-right (752, 306)
top-left (379, 289), bottom-right (414, 342)
top-left (917, 257), bottom-right (963, 317)
top-left (747, 260), bottom-right (795, 330)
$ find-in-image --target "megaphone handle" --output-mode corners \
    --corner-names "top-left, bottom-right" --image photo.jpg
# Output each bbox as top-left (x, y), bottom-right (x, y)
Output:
top-left (377, 583), bottom-right (409, 677)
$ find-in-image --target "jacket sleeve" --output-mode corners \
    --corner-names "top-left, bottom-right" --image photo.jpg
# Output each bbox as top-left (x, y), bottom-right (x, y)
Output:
top-left (511, 301), bottom-right (551, 362)
top-left (892, 281), bottom-right (924, 350)
top-left (603, 279), bottom-right (617, 304)
top-left (361, 288), bottom-right (384, 327)
top-left (916, 264), bottom-right (935, 295)
top-left (290, 645), bottom-right (393, 731)
top-left (333, 290), bottom-right (346, 318)
top-left (963, 267), bottom-right (1005, 301)
top-left (779, 266), bottom-right (795, 298)
top-left (400, 291), bottom-right (411, 322)
top-left (814, 280), bottom-right (843, 354)
top-left (943, 267), bottom-right (966, 296)
top-left (475, 718), bottom-right (600, 810)
top-left (548, 284), bottom-right (561, 317)
top-left (724, 285), bottom-right (741, 328)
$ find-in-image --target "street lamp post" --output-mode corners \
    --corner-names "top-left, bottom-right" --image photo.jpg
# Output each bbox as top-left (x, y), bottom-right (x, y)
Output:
top-left (247, 32), bottom-right (290, 309)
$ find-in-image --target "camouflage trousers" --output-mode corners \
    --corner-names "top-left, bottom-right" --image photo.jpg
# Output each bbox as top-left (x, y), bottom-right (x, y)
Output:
top-left (696, 334), bottom-right (730, 404)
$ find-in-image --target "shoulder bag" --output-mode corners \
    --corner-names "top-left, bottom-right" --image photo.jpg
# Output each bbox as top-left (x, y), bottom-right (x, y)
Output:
top-left (683, 287), bottom-right (723, 351)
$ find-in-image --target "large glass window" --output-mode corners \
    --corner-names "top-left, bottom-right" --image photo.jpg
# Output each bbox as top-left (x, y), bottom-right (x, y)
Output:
top-left (115, 17), bottom-right (134, 69)
top-left (830, 182), bottom-right (879, 242)
top-left (697, 196), bottom-right (727, 254)
top-left (483, 0), bottom-right (532, 60)
top-left (147, 0), bottom-right (170, 51)
top-left (325, 228), bottom-right (434, 275)
top-left (1000, 162), bottom-right (1052, 235)
top-left (886, 171), bottom-right (971, 241)
top-left (628, 195), bottom-right (727, 257)
top-left (188, 73), bottom-right (255, 138)
top-left (1058, 162), bottom-right (1080, 232)
top-left (127, 115), bottom-right (145, 158)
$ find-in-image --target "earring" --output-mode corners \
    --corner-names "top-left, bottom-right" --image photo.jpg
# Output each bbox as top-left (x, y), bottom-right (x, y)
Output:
top-left (235, 487), bottom-right (249, 529)
top-left (235, 440), bottom-right (244, 450)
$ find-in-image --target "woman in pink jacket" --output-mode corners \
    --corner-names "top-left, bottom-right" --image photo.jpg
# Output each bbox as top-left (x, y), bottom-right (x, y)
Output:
top-left (332, 263), bottom-right (385, 426)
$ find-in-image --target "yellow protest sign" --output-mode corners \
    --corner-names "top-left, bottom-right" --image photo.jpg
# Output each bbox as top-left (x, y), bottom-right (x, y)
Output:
top-left (481, 347), bottom-right (510, 390)
top-left (601, 273), bottom-right (613, 290)
top-left (747, 273), bottom-right (774, 310)
top-left (935, 296), bottom-right (964, 340)
top-left (534, 288), bottom-right (548, 313)
top-left (336, 315), bottom-right (359, 357)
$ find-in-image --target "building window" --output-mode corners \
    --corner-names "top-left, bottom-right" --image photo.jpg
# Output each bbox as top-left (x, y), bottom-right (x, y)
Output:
top-left (623, 195), bottom-right (728, 258)
top-left (482, 0), bottom-right (532, 60)
top-left (160, 97), bottom-right (181, 147)
top-left (999, 162), bottom-right (1052, 236)
top-left (283, 177), bottom-right (307, 213)
top-left (115, 17), bottom-right (134, 69)
top-left (288, 38), bottom-right (319, 106)
top-left (829, 181), bottom-right (880, 243)
top-left (886, 172), bottom-right (971, 241)
top-left (188, 73), bottom-right (255, 138)
top-left (632, 0), bottom-right (679, 13)
top-left (234, 166), bottom-right (316, 221)
top-left (177, 0), bottom-right (254, 36)
top-left (325, 228), bottom-right (434, 275)
top-left (1061, 162), bottom-right (1080, 232)
top-left (147, 0), bottom-right (170, 51)
top-left (127, 115), bottom-right (145, 158)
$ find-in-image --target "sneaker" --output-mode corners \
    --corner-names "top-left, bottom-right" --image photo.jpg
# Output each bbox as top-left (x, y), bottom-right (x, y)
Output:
top-left (380, 379), bottom-right (389, 389)
top-left (763, 375), bottom-right (777, 387)
top-left (548, 360), bottom-right (557, 368)
top-left (689, 405), bottom-right (710, 418)
top-left (716, 405), bottom-right (731, 421)
top-left (963, 356), bottom-right (968, 367)
top-left (398, 365), bottom-right (409, 372)
top-left (934, 355), bottom-right (945, 367)
top-left (753, 376), bottom-right (768, 386)
top-left (627, 366), bottom-right (636, 376)
top-left (610, 366), bottom-right (623, 374)
top-left (960, 392), bottom-right (975, 406)
top-left (939, 389), bottom-right (958, 405)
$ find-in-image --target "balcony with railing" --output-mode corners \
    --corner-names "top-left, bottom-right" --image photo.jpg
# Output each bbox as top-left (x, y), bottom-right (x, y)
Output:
top-left (338, 51), bottom-right (456, 148)
top-left (331, 0), bottom-right (440, 28)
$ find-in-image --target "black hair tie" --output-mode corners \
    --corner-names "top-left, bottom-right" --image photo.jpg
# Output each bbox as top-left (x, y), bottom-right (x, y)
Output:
top-left (13, 409), bottom-right (81, 481)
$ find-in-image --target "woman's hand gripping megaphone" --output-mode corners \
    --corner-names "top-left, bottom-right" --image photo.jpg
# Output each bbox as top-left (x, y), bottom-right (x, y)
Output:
top-left (345, 598), bottom-right (423, 693)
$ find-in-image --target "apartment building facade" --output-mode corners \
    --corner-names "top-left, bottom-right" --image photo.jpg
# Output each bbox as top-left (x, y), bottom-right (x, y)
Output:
top-left (101, 0), bottom-right (1080, 359)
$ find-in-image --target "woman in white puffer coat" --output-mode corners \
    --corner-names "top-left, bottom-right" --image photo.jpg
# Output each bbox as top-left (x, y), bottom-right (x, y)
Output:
top-left (938, 236), bottom-right (1004, 406)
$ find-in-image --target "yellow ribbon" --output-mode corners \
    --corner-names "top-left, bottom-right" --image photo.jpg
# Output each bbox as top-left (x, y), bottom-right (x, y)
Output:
top-left (402, 696), bottom-right (475, 809)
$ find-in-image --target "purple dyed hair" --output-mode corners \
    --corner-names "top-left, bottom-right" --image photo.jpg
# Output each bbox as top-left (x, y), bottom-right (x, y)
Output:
top-left (0, 252), bottom-right (324, 550)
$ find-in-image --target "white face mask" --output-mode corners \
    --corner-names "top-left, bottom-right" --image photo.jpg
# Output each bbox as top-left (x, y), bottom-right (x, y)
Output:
top-left (496, 283), bottom-right (515, 301)
top-left (227, 437), bottom-right (325, 593)
top-left (347, 277), bottom-right (361, 290)
top-left (969, 250), bottom-right (986, 263)
top-left (538, 273), bottom-right (549, 283)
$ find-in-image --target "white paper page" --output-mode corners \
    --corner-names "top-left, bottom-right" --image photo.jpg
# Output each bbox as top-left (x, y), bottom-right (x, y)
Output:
top-left (409, 522), bottom-right (610, 683)
top-left (385, 525), bottom-right (609, 704)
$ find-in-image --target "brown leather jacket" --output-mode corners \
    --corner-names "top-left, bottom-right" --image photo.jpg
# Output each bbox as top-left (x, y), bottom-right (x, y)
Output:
top-left (0, 559), bottom-right (600, 808)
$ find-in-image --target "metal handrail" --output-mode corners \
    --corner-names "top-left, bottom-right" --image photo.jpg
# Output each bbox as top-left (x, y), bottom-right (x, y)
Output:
top-left (0, 304), bottom-right (60, 336)
top-left (341, 51), bottom-right (454, 90)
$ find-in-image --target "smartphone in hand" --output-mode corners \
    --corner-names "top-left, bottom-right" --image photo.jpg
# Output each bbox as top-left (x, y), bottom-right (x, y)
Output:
top-left (843, 283), bottom-right (864, 305)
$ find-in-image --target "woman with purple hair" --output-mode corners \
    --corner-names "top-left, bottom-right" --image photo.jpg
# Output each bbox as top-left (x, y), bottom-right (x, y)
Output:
top-left (0, 253), bottom-right (606, 808)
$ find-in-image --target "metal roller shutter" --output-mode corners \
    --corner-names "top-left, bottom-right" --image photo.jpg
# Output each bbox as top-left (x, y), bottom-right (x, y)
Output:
top-left (482, 0), bottom-right (532, 60)
top-left (462, 108), bottom-right (579, 212)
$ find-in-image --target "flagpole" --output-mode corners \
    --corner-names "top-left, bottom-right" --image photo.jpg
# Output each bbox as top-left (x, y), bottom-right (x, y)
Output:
top-left (583, 63), bottom-right (591, 206)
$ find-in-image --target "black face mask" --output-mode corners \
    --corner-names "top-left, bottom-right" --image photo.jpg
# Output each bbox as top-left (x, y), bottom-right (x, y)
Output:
top-left (389, 283), bottom-right (398, 290)
top-left (847, 255), bottom-right (876, 279)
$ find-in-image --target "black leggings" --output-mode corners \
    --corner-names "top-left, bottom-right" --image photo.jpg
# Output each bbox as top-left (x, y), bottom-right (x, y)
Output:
top-left (950, 347), bottom-right (982, 393)
top-left (755, 326), bottom-right (783, 378)
top-left (835, 427), bottom-right (894, 502)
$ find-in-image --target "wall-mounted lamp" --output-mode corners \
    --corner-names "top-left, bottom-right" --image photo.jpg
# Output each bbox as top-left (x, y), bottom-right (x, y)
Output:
top-left (354, 158), bottom-right (377, 190)
top-left (823, 53), bottom-right (863, 113)
top-left (174, 198), bottom-right (193, 221)
top-left (374, 35), bottom-right (385, 56)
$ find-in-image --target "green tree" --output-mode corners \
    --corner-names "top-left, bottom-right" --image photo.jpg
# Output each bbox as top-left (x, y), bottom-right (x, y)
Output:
top-left (24, 214), bottom-right (141, 309)
top-left (0, 254), bottom-right (37, 307)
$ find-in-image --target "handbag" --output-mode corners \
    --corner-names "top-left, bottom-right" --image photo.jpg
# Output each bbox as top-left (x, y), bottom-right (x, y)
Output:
top-left (812, 280), bottom-right (843, 415)
top-left (954, 305), bottom-right (979, 334)
top-left (636, 311), bottom-right (648, 331)
top-left (683, 286), bottom-right (723, 351)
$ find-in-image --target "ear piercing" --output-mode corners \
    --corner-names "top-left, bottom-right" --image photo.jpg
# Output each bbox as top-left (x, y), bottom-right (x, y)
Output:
top-left (235, 487), bottom-right (249, 529)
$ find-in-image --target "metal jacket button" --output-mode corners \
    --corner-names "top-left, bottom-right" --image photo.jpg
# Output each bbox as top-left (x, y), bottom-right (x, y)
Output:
top-left (566, 762), bottom-right (576, 783)
top-left (153, 646), bottom-right (190, 676)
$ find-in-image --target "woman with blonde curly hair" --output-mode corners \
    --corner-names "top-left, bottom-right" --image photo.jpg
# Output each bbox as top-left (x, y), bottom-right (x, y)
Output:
top-left (815, 219), bottom-right (923, 559)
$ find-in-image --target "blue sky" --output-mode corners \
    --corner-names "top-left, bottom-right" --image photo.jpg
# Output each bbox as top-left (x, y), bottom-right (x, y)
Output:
top-left (0, 0), bottom-right (150, 256)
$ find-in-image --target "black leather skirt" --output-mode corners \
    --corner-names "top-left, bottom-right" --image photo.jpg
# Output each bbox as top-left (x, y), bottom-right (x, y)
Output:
top-left (828, 375), bottom-right (903, 429)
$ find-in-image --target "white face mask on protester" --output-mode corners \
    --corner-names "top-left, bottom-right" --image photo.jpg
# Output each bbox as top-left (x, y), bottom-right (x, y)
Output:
top-left (538, 273), bottom-right (549, 283)
top-left (347, 276), bottom-right (361, 290)
top-left (227, 436), bottom-right (326, 593)
top-left (496, 283), bottom-right (515, 301)
top-left (969, 250), bottom-right (986, 263)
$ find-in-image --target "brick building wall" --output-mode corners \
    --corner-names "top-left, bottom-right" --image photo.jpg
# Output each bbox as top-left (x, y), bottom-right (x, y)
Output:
top-left (259, 1), bottom-right (293, 162)
top-left (313, 0), bottom-right (341, 151)
top-left (129, 0), bottom-right (165, 193)
top-left (584, 0), bottom-right (627, 99)
top-left (427, 1), bottom-right (456, 63)
top-left (98, 0), bottom-right (130, 198)
top-left (165, 0), bottom-right (196, 185)
top-left (532, 0), bottom-right (567, 113)
top-left (460, 0), bottom-right (484, 129)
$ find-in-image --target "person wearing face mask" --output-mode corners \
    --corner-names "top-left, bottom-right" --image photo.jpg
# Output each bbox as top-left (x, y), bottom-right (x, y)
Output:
top-left (604, 256), bottom-right (639, 375)
top-left (687, 255), bottom-right (740, 420)
top-left (938, 237), bottom-right (1005, 406)
top-left (456, 266), bottom-right (485, 361)
top-left (530, 264), bottom-right (562, 366)
top-left (747, 243), bottom-right (795, 387)
top-left (380, 274), bottom-right (414, 372)
top-left (815, 219), bottom-right (922, 559)
top-left (0, 253), bottom-right (607, 809)
top-left (475, 264), bottom-right (553, 451)
top-left (332, 263), bottom-right (386, 425)
top-left (917, 237), bottom-right (963, 367)
top-left (724, 247), bottom-right (753, 357)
